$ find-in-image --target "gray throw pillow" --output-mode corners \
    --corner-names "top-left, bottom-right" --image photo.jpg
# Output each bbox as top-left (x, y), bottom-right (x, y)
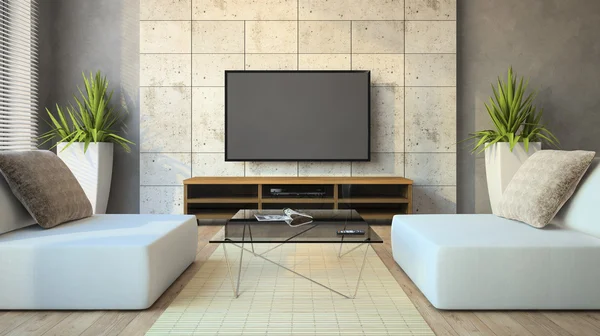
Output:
top-left (0, 150), bottom-right (93, 229)
top-left (0, 172), bottom-right (36, 234)
top-left (495, 150), bottom-right (596, 228)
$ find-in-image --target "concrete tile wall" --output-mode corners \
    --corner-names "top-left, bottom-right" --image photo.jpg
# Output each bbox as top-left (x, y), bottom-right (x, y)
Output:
top-left (139, 0), bottom-right (456, 214)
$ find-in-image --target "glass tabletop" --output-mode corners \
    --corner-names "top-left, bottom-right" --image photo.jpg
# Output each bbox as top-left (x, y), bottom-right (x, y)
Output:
top-left (210, 209), bottom-right (383, 244)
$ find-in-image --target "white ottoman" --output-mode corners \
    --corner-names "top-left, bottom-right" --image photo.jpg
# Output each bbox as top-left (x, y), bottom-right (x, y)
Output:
top-left (0, 214), bottom-right (198, 310)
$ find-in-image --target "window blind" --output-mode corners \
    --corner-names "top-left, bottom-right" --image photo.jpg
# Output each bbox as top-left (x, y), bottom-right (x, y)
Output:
top-left (0, 0), bottom-right (38, 151)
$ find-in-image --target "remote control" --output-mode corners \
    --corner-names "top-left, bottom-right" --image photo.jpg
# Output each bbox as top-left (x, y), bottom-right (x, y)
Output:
top-left (337, 229), bottom-right (365, 235)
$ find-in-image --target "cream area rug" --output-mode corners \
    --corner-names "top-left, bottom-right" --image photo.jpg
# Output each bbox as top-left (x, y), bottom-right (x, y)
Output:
top-left (146, 242), bottom-right (434, 335)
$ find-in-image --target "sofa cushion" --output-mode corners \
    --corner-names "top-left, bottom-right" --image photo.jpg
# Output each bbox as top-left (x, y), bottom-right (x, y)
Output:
top-left (495, 150), bottom-right (595, 228)
top-left (394, 214), bottom-right (600, 248)
top-left (0, 214), bottom-right (198, 309)
top-left (0, 173), bottom-right (35, 235)
top-left (552, 158), bottom-right (600, 238)
top-left (0, 150), bottom-right (92, 229)
top-left (392, 214), bottom-right (600, 309)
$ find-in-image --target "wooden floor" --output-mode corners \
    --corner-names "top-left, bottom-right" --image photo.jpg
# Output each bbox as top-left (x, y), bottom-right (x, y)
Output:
top-left (1, 225), bottom-right (598, 336)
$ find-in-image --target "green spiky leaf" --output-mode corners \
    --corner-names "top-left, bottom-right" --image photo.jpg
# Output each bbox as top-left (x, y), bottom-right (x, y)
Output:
top-left (463, 67), bottom-right (559, 153)
top-left (38, 71), bottom-right (136, 153)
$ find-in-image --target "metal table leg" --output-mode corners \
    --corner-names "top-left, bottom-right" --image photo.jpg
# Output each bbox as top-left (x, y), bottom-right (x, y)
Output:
top-left (247, 224), bottom-right (255, 253)
top-left (234, 225), bottom-right (247, 298)
top-left (338, 223), bottom-right (348, 258)
top-left (222, 243), bottom-right (237, 298)
top-left (224, 232), bottom-right (372, 299)
top-left (352, 243), bottom-right (370, 299)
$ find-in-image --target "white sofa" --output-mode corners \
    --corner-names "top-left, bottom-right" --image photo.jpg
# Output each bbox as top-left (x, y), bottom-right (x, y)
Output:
top-left (392, 159), bottom-right (600, 310)
top-left (0, 177), bottom-right (198, 310)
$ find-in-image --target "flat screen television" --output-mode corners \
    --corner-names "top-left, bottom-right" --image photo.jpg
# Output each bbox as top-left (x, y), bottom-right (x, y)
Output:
top-left (225, 70), bottom-right (370, 161)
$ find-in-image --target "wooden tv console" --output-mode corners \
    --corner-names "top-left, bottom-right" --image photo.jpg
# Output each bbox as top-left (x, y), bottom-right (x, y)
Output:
top-left (183, 176), bottom-right (413, 222)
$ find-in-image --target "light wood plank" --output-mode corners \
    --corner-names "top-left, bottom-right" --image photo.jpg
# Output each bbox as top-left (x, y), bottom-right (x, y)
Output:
top-left (333, 184), bottom-right (338, 210)
top-left (184, 176), bottom-right (413, 185)
top-left (543, 312), bottom-right (600, 336)
top-left (442, 312), bottom-right (498, 336)
top-left (407, 184), bottom-right (413, 213)
top-left (579, 312), bottom-right (600, 330)
top-left (183, 184), bottom-right (188, 214)
top-left (0, 312), bottom-right (37, 335)
top-left (257, 184), bottom-right (263, 210)
top-left (509, 312), bottom-right (573, 336)
top-left (79, 312), bottom-right (138, 336)
top-left (41, 311), bottom-right (103, 336)
top-left (475, 312), bottom-right (535, 336)
top-left (4, 312), bottom-right (70, 336)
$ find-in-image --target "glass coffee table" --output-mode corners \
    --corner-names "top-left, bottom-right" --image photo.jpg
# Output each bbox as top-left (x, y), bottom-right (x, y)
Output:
top-left (210, 209), bottom-right (383, 299)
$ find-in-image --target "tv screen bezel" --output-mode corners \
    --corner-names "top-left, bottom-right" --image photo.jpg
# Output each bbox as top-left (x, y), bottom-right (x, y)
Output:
top-left (224, 70), bottom-right (371, 162)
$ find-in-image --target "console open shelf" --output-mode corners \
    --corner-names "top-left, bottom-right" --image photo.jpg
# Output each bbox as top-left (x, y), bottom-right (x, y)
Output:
top-left (187, 197), bottom-right (260, 204)
top-left (261, 198), bottom-right (336, 203)
top-left (337, 197), bottom-right (410, 204)
top-left (184, 176), bottom-right (413, 223)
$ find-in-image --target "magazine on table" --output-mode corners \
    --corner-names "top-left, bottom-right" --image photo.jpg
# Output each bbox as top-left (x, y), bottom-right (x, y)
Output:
top-left (254, 208), bottom-right (313, 226)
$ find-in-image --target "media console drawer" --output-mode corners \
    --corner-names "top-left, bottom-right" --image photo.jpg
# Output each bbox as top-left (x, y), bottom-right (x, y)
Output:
top-left (183, 176), bottom-right (413, 223)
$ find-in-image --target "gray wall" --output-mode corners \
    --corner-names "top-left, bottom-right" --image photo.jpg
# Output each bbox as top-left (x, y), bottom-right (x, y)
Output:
top-left (39, 0), bottom-right (140, 214)
top-left (457, 0), bottom-right (600, 213)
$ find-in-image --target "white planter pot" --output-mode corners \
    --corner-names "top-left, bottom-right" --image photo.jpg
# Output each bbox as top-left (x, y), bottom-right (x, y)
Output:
top-left (57, 142), bottom-right (114, 214)
top-left (485, 142), bottom-right (541, 213)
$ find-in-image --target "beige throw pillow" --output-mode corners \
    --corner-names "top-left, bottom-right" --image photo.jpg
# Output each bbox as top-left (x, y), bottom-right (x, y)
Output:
top-left (0, 150), bottom-right (93, 229)
top-left (495, 150), bottom-right (596, 228)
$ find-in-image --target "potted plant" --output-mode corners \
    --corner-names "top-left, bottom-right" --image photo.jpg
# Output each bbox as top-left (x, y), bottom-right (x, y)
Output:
top-left (40, 71), bottom-right (134, 214)
top-left (466, 67), bottom-right (558, 213)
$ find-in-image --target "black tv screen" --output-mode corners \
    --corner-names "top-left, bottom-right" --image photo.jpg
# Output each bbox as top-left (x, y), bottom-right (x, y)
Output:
top-left (225, 71), bottom-right (370, 161)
